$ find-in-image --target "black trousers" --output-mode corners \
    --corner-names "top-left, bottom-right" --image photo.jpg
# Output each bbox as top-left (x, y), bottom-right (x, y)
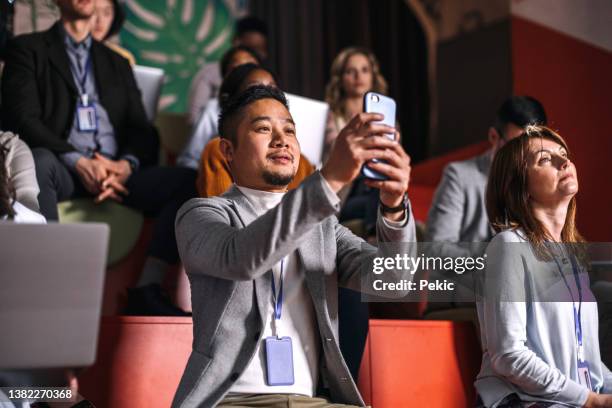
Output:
top-left (33, 148), bottom-right (197, 264)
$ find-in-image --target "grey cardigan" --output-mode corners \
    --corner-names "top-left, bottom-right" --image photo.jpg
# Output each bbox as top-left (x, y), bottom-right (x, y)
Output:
top-left (426, 151), bottom-right (494, 257)
top-left (172, 172), bottom-right (416, 407)
top-left (0, 132), bottom-right (40, 212)
top-left (476, 230), bottom-right (612, 407)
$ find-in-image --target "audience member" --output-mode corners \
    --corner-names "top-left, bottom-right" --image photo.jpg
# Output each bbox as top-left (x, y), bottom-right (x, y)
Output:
top-left (324, 47), bottom-right (393, 232)
top-left (424, 96), bottom-right (547, 315)
top-left (324, 46), bottom-right (388, 162)
top-left (188, 16), bottom-right (269, 125)
top-left (0, 131), bottom-right (41, 214)
top-left (324, 46), bottom-right (392, 378)
top-left (0, 131), bottom-right (44, 222)
top-left (476, 126), bottom-right (612, 407)
top-left (178, 50), bottom-right (262, 169)
top-left (90, 0), bottom-right (135, 65)
top-left (0, 131), bottom-right (97, 408)
top-left (426, 96), bottom-right (547, 256)
top-left (172, 85), bottom-right (414, 407)
top-left (0, 0), bottom-right (197, 316)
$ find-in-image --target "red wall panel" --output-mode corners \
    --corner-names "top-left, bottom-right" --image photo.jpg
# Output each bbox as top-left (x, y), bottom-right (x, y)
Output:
top-left (511, 16), bottom-right (612, 241)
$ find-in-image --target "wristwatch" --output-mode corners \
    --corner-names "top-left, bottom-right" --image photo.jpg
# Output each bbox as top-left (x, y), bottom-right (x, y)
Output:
top-left (124, 156), bottom-right (139, 172)
top-left (380, 193), bottom-right (408, 214)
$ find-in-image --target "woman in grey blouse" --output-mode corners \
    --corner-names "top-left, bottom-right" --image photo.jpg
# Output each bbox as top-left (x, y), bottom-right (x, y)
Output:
top-left (476, 126), bottom-right (612, 407)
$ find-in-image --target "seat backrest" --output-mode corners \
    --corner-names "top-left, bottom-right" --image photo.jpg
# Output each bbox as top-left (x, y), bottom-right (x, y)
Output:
top-left (358, 319), bottom-right (482, 408)
top-left (78, 316), bottom-right (192, 408)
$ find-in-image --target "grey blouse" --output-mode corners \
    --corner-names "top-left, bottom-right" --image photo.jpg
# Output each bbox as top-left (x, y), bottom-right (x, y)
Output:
top-left (476, 229), bottom-right (612, 407)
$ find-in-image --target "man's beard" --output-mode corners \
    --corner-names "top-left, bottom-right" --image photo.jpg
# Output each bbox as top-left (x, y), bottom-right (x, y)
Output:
top-left (262, 169), bottom-right (295, 187)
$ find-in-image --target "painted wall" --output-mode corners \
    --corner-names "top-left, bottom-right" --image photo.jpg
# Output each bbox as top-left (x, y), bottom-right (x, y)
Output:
top-left (511, 0), bottom-right (612, 240)
top-left (121, 0), bottom-right (244, 113)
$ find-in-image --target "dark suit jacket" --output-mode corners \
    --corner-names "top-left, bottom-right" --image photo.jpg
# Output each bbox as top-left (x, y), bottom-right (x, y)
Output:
top-left (1, 22), bottom-right (158, 166)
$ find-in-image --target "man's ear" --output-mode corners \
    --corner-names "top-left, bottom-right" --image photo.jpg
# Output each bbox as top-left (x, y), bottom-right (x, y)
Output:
top-left (488, 126), bottom-right (501, 147)
top-left (219, 138), bottom-right (234, 163)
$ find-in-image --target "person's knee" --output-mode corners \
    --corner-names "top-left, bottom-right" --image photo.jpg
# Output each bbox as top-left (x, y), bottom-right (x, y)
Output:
top-left (32, 148), bottom-right (60, 176)
top-left (175, 168), bottom-right (198, 197)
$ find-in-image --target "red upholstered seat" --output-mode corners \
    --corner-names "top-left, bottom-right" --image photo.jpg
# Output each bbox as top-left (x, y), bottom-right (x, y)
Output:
top-left (358, 319), bottom-right (482, 408)
top-left (80, 318), bottom-right (481, 407)
top-left (410, 141), bottom-right (490, 188)
top-left (78, 316), bottom-right (192, 408)
top-left (406, 141), bottom-right (489, 224)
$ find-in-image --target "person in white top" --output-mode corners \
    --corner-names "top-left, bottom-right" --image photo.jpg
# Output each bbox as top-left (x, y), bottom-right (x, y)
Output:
top-left (476, 125), bottom-right (612, 408)
top-left (187, 16), bottom-right (269, 125)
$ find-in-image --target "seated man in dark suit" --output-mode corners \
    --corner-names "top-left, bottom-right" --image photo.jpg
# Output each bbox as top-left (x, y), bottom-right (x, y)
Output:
top-left (1, 0), bottom-right (196, 316)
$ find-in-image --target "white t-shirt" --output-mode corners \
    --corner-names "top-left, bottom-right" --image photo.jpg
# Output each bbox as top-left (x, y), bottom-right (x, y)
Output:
top-left (3, 201), bottom-right (46, 224)
top-left (228, 185), bottom-right (320, 397)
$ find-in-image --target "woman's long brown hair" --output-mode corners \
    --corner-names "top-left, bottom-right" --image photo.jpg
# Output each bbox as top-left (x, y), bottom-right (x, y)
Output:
top-left (486, 125), bottom-right (584, 253)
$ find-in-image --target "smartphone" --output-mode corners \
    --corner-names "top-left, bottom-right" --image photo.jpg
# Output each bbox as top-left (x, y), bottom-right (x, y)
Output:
top-left (361, 91), bottom-right (396, 180)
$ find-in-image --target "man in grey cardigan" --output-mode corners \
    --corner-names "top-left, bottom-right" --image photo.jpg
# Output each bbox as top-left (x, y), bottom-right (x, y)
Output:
top-left (426, 96), bottom-right (548, 256)
top-left (173, 85), bottom-right (415, 408)
top-left (424, 97), bottom-right (547, 310)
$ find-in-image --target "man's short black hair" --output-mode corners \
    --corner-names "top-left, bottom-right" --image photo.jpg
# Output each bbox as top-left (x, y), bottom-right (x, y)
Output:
top-left (494, 96), bottom-right (547, 136)
top-left (218, 85), bottom-right (288, 145)
top-left (235, 16), bottom-right (268, 38)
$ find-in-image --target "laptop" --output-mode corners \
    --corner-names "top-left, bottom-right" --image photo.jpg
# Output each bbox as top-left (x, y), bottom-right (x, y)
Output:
top-left (0, 223), bottom-right (109, 369)
top-left (133, 65), bottom-right (165, 122)
top-left (285, 93), bottom-right (330, 167)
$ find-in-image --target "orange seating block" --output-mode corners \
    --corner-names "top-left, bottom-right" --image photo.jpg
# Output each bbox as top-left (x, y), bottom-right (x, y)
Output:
top-left (79, 318), bottom-right (481, 408)
top-left (78, 316), bottom-right (192, 408)
top-left (407, 141), bottom-right (489, 224)
top-left (411, 141), bottom-right (489, 187)
top-left (408, 184), bottom-right (436, 223)
top-left (358, 319), bottom-right (481, 408)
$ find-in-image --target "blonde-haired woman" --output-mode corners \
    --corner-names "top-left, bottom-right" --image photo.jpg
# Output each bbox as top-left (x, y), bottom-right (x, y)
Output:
top-left (477, 126), bottom-right (612, 407)
top-left (323, 46), bottom-right (388, 162)
top-left (322, 47), bottom-right (391, 381)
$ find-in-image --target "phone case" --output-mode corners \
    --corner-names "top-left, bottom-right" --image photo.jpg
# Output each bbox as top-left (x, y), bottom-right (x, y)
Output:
top-left (361, 91), bottom-right (397, 180)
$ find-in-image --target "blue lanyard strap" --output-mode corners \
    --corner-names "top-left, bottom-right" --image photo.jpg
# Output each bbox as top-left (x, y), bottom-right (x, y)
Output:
top-left (69, 53), bottom-right (92, 98)
top-left (552, 252), bottom-right (584, 354)
top-left (271, 258), bottom-right (285, 321)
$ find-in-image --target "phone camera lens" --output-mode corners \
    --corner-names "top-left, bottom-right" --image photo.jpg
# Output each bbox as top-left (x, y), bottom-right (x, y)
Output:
top-left (371, 94), bottom-right (379, 103)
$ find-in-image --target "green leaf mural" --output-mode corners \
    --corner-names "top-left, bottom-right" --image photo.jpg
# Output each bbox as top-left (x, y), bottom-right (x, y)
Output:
top-left (120, 0), bottom-right (239, 113)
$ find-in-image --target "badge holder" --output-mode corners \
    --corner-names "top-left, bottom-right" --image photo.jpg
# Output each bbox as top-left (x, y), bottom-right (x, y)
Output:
top-left (577, 338), bottom-right (593, 390)
top-left (76, 94), bottom-right (98, 133)
top-left (265, 336), bottom-right (294, 386)
top-left (264, 259), bottom-right (295, 386)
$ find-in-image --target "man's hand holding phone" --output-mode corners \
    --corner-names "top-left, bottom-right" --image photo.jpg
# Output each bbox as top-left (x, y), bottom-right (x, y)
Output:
top-left (320, 111), bottom-right (411, 216)
top-left (364, 134), bottom-right (411, 221)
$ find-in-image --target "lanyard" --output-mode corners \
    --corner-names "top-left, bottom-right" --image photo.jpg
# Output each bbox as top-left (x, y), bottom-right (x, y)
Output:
top-left (69, 52), bottom-right (92, 104)
top-left (552, 251), bottom-right (584, 361)
top-left (271, 258), bottom-right (285, 321)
